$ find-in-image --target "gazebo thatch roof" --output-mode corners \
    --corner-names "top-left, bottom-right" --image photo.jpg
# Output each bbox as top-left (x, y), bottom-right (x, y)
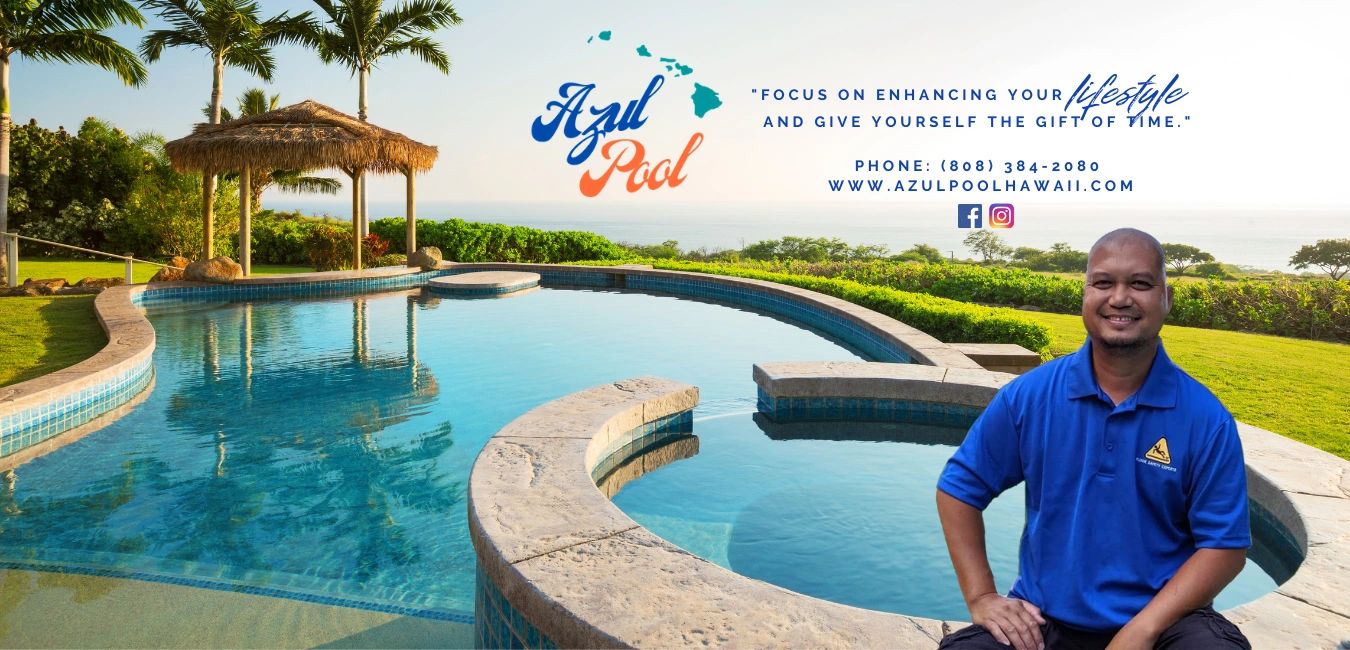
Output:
top-left (164, 100), bottom-right (438, 175)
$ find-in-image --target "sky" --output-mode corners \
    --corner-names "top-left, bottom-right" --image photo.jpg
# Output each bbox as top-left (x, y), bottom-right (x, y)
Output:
top-left (19, 1), bottom-right (1350, 218)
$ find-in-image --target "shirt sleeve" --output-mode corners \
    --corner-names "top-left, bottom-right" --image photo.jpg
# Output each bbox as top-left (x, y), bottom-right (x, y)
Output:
top-left (937, 388), bottom-right (1024, 510)
top-left (1187, 415), bottom-right (1251, 549)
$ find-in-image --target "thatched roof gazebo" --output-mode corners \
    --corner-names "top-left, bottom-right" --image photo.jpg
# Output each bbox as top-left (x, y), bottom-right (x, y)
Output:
top-left (165, 100), bottom-right (438, 274)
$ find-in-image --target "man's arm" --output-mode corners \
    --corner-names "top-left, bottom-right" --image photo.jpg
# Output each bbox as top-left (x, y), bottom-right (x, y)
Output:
top-left (1106, 547), bottom-right (1245, 649)
top-left (937, 490), bottom-right (1045, 650)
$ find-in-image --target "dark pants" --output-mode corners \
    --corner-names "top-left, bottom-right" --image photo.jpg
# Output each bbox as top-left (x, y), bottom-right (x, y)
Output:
top-left (938, 607), bottom-right (1251, 650)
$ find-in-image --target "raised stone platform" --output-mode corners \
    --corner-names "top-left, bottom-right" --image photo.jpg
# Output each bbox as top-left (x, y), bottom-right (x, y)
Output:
top-left (426, 271), bottom-right (540, 296)
top-left (950, 343), bottom-right (1042, 375)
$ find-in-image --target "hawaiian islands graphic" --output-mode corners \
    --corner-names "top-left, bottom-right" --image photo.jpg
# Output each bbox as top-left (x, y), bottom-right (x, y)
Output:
top-left (588, 29), bottom-right (723, 119)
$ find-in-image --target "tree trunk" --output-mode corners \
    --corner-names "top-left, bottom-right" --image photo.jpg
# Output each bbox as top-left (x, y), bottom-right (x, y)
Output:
top-left (240, 163), bottom-right (251, 276)
top-left (0, 55), bottom-right (10, 283)
top-left (405, 167), bottom-right (416, 258)
top-left (202, 55), bottom-right (224, 259)
top-left (358, 66), bottom-right (369, 237)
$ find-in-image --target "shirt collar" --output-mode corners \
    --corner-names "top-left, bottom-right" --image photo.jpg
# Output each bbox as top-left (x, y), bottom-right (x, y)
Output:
top-left (1065, 338), bottom-right (1179, 408)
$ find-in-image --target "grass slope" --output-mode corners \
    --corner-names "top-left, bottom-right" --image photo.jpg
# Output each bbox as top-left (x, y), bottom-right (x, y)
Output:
top-left (1022, 310), bottom-right (1349, 460)
top-left (0, 296), bottom-right (105, 386)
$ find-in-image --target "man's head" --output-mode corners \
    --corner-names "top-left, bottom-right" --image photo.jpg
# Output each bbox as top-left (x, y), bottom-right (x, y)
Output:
top-left (1082, 228), bottom-right (1173, 353)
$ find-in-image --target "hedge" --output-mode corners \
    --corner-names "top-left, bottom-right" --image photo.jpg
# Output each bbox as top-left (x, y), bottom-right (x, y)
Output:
top-left (577, 259), bottom-right (1052, 357)
top-left (682, 259), bottom-right (1350, 343)
top-left (370, 217), bottom-right (624, 263)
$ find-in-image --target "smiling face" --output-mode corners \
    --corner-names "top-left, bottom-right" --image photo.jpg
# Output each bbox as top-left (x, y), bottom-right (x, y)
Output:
top-left (1082, 235), bottom-right (1172, 352)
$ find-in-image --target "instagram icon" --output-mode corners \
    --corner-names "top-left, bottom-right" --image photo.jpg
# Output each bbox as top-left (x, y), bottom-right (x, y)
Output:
top-left (988, 203), bottom-right (1015, 228)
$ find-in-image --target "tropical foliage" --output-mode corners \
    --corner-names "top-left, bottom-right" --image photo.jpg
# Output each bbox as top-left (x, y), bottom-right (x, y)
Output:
top-left (623, 258), bottom-right (1350, 343)
top-left (371, 217), bottom-right (625, 263)
top-left (0, 0), bottom-right (147, 276)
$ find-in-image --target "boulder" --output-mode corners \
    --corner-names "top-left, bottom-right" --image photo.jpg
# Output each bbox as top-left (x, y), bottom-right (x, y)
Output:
top-left (22, 275), bottom-right (66, 289)
top-left (5, 285), bottom-right (42, 297)
top-left (169, 256), bottom-right (190, 269)
top-left (408, 246), bottom-right (443, 271)
top-left (21, 278), bottom-right (66, 295)
top-left (57, 286), bottom-right (103, 295)
top-left (149, 266), bottom-right (186, 283)
top-left (184, 256), bottom-right (242, 283)
top-left (74, 277), bottom-right (125, 289)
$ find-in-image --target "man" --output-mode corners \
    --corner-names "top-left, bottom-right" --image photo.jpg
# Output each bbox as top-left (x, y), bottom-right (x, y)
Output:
top-left (936, 229), bottom-right (1251, 650)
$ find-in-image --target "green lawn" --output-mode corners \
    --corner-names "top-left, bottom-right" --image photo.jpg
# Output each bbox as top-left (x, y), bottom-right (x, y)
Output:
top-left (0, 295), bottom-right (106, 386)
top-left (1021, 310), bottom-right (1350, 460)
top-left (10, 257), bottom-right (313, 284)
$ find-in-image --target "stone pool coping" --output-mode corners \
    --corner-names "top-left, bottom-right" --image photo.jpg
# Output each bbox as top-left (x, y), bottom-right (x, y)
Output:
top-left (0, 262), bottom-right (979, 465)
top-left (471, 370), bottom-right (1349, 648)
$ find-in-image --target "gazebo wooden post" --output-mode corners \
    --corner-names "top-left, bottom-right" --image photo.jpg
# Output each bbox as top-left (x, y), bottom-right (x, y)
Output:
top-left (349, 166), bottom-right (364, 270)
top-left (239, 164), bottom-right (251, 276)
top-left (405, 166), bottom-right (416, 260)
top-left (202, 168), bottom-right (215, 259)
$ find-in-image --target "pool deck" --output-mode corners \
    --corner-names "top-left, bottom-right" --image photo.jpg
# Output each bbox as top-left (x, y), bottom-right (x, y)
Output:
top-left (0, 263), bottom-right (1346, 648)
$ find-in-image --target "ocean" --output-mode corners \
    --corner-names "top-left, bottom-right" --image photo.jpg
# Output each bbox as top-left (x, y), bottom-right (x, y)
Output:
top-left (262, 199), bottom-right (1347, 273)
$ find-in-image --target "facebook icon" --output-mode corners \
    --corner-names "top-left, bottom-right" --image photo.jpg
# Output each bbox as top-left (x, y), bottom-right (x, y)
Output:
top-left (957, 203), bottom-right (982, 228)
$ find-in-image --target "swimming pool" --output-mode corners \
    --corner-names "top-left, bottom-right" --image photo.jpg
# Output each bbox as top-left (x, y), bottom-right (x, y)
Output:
top-left (0, 286), bottom-right (871, 620)
top-left (0, 274), bottom-right (1293, 639)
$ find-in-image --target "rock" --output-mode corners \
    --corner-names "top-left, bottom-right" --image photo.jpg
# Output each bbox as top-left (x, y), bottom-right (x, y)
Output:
top-left (74, 277), bottom-right (124, 289)
top-left (184, 256), bottom-right (242, 283)
top-left (149, 266), bottom-right (186, 283)
top-left (169, 256), bottom-right (190, 269)
top-left (22, 278), bottom-right (67, 294)
top-left (1017, 304), bottom-right (1045, 312)
top-left (408, 246), bottom-right (443, 271)
top-left (57, 286), bottom-right (103, 295)
top-left (6, 286), bottom-right (42, 297)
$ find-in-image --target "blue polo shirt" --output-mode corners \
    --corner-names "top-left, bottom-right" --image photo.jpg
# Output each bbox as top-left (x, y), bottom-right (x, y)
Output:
top-left (937, 339), bottom-right (1250, 631)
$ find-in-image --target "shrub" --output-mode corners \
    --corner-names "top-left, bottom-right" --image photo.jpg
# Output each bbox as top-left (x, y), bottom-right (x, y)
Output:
top-left (306, 224), bottom-right (352, 271)
top-left (1191, 262), bottom-right (1232, 280)
top-left (370, 217), bottom-right (625, 263)
top-left (374, 253), bottom-right (407, 267)
top-left (363, 233), bottom-right (390, 260)
top-left (571, 259), bottom-right (1052, 357)
top-left (250, 213), bottom-right (314, 264)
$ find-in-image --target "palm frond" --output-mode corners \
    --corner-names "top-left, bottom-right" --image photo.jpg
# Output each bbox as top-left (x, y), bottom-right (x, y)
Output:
top-left (378, 0), bottom-right (461, 40)
top-left (378, 36), bottom-right (449, 74)
top-left (222, 42), bottom-right (274, 80)
top-left (139, 28), bottom-right (207, 61)
top-left (271, 173), bottom-right (342, 195)
top-left (38, 0), bottom-right (145, 32)
top-left (21, 30), bottom-right (149, 85)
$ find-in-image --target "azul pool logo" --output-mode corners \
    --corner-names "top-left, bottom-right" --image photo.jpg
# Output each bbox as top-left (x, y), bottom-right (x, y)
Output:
top-left (530, 32), bottom-right (722, 198)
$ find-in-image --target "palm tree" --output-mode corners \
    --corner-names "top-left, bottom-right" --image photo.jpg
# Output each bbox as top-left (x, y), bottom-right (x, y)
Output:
top-left (0, 0), bottom-right (147, 282)
top-left (139, 0), bottom-right (312, 258)
top-left (302, 0), bottom-right (461, 236)
top-left (201, 88), bottom-right (342, 211)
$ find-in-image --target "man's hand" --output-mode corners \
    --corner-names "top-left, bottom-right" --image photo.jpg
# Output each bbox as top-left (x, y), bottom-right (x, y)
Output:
top-left (969, 592), bottom-right (1046, 650)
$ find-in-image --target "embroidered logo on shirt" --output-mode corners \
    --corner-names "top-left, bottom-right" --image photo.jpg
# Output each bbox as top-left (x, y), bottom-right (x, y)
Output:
top-left (1145, 437), bottom-right (1171, 464)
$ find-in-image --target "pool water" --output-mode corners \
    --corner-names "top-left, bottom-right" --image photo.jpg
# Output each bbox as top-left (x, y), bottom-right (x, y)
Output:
top-left (0, 287), bottom-right (869, 619)
top-left (612, 414), bottom-right (1283, 622)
